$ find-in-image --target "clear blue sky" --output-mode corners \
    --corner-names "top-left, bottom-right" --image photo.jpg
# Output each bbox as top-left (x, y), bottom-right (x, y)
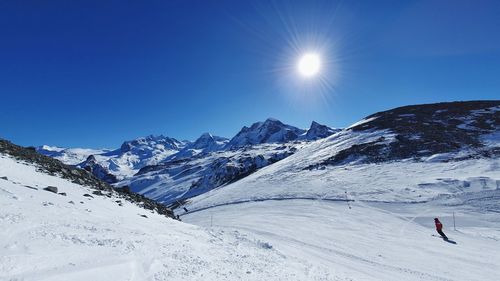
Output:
top-left (1, 0), bottom-right (499, 148)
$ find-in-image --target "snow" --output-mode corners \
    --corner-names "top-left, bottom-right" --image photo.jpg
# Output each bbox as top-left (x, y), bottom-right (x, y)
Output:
top-left (178, 128), bottom-right (500, 280)
top-left (2, 145), bottom-right (500, 280)
top-left (481, 131), bottom-right (500, 147)
top-left (120, 141), bottom-right (310, 205)
top-left (225, 118), bottom-right (306, 148)
top-left (0, 154), bottom-right (319, 281)
top-left (185, 200), bottom-right (500, 281)
top-left (346, 116), bottom-right (378, 129)
top-left (36, 146), bottom-right (110, 165)
top-left (37, 135), bottom-right (189, 181)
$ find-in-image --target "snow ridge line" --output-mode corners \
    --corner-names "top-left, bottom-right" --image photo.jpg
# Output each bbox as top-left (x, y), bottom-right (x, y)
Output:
top-left (180, 197), bottom-right (354, 216)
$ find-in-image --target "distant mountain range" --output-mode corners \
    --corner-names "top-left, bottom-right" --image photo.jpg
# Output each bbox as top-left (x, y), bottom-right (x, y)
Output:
top-left (36, 100), bottom-right (499, 206)
top-left (36, 120), bottom-right (340, 204)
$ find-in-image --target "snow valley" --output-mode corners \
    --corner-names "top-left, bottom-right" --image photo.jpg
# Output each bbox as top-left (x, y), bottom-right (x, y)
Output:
top-left (1, 100), bottom-right (500, 281)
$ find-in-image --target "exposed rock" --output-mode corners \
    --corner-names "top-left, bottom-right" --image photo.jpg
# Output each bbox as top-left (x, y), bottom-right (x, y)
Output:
top-left (0, 176), bottom-right (8, 180)
top-left (58, 192), bottom-right (67, 196)
top-left (309, 100), bottom-right (500, 168)
top-left (92, 190), bottom-right (103, 196)
top-left (43, 186), bottom-right (58, 193)
top-left (303, 121), bottom-right (340, 140)
top-left (83, 194), bottom-right (94, 198)
top-left (0, 139), bottom-right (177, 220)
top-left (78, 155), bottom-right (118, 184)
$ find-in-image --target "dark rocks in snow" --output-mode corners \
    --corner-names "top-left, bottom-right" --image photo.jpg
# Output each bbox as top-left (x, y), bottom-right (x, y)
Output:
top-left (83, 193), bottom-right (94, 198)
top-left (68, 201), bottom-right (75, 204)
top-left (310, 100), bottom-right (500, 168)
top-left (58, 192), bottom-right (67, 196)
top-left (79, 155), bottom-right (118, 184)
top-left (115, 186), bottom-right (175, 218)
top-left (139, 214), bottom-right (148, 218)
top-left (0, 139), bottom-right (111, 190)
top-left (0, 176), bottom-right (8, 180)
top-left (43, 186), bottom-right (58, 193)
top-left (92, 190), bottom-right (103, 196)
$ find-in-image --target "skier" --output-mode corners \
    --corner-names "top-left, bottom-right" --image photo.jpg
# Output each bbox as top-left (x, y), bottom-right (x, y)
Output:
top-left (434, 218), bottom-right (448, 240)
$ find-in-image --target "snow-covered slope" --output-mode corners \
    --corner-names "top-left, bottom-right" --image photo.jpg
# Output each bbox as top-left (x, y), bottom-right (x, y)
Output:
top-left (121, 142), bottom-right (306, 205)
top-left (38, 119), bottom-right (337, 206)
top-left (0, 153), bottom-right (324, 281)
top-left (119, 120), bottom-right (337, 205)
top-left (178, 101), bottom-right (500, 281)
top-left (166, 133), bottom-right (229, 160)
top-left (185, 199), bottom-right (500, 281)
top-left (301, 121), bottom-right (341, 140)
top-left (186, 101), bottom-right (500, 211)
top-left (36, 145), bottom-right (110, 165)
top-left (38, 135), bottom-right (190, 182)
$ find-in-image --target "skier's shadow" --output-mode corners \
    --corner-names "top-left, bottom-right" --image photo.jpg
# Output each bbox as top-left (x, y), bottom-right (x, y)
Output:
top-left (432, 235), bottom-right (458, 244)
top-left (444, 239), bottom-right (457, 245)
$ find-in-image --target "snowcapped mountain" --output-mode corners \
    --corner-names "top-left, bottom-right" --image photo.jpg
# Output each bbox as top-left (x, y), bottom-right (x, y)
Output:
top-left (36, 145), bottom-right (110, 165)
top-left (3, 101), bottom-right (500, 281)
top-left (119, 120), bottom-right (337, 205)
top-left (176, 101), bottom-right (500, 281)
top-left (37, 119), bottom-right (336, 205)
top-left (38, 135), bottom-right (190, 182)
top-left (1, 140), bottom-right (309, 281)
top-left (302, 121), bottom-right (341, 140)
top-left (225, 118), bottom-right (306, 149)
top-left (185, 100), bottom-right (500, 212)
top-left (36, 101), bottom-right (498, 208)
top-left (167, 133), bottom-right (229, 160)
top-left (121, 142), bottom-right (304, 205)
top-left (118, 134), bottom-right (186, 154)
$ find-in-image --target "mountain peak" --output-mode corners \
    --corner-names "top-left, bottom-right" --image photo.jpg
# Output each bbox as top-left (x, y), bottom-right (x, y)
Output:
top-left (226, 119), bottom-right (305, 148)
top-left (303, 121), bottom-right (340, 140)
top-left (120, 135), bottom-right (185, 153)
top-left (264, 117), bottom-right (280, 123)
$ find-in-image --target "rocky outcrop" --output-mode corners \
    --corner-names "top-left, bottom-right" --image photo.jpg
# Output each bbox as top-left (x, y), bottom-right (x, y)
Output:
top-left (0, 139), bottom-right (176, 219)
top-left (311, 101), bottom-right (500, 168)
top-left (79, 155), bottom-right (118, 184)
top-left (303, 121), bottom-right (340, 140)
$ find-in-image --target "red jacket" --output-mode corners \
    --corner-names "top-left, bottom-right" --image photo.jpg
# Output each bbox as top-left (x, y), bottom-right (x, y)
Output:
top-left (435, 221), bottom-right (443, 231)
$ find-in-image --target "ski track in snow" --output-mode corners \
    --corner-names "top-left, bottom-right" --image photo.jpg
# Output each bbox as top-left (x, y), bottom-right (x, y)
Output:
top-left (2, 149), bottom-right (500, 280)
top-left (184, 200), bottom-right (500, 281)
top-left (0, 155), bottom-right (330, 281)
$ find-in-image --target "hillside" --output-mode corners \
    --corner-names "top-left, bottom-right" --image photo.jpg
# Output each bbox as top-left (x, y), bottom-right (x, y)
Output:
top-left (178, 101), bottom-right (500, 281)
top-left (0, 146), bottom-right (321, 281)
top-left (185, 101), bottom-right (500, 211)
top-left (2, 100), bottom-right (499, 281)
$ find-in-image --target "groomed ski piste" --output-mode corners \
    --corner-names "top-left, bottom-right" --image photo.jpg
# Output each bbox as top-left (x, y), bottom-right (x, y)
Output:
top-left (181, 129), bottom-right (500, 281)
top-left (2, 147), bottom-right (500, 280)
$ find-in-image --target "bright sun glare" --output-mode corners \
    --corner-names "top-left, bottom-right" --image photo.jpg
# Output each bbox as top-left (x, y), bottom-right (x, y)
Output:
top-left (297, 53), bottom-right (321, 77)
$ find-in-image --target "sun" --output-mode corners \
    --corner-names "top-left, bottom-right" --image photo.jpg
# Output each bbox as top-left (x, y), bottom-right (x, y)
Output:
top-left (297, 53), bottom-right (321, 77)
